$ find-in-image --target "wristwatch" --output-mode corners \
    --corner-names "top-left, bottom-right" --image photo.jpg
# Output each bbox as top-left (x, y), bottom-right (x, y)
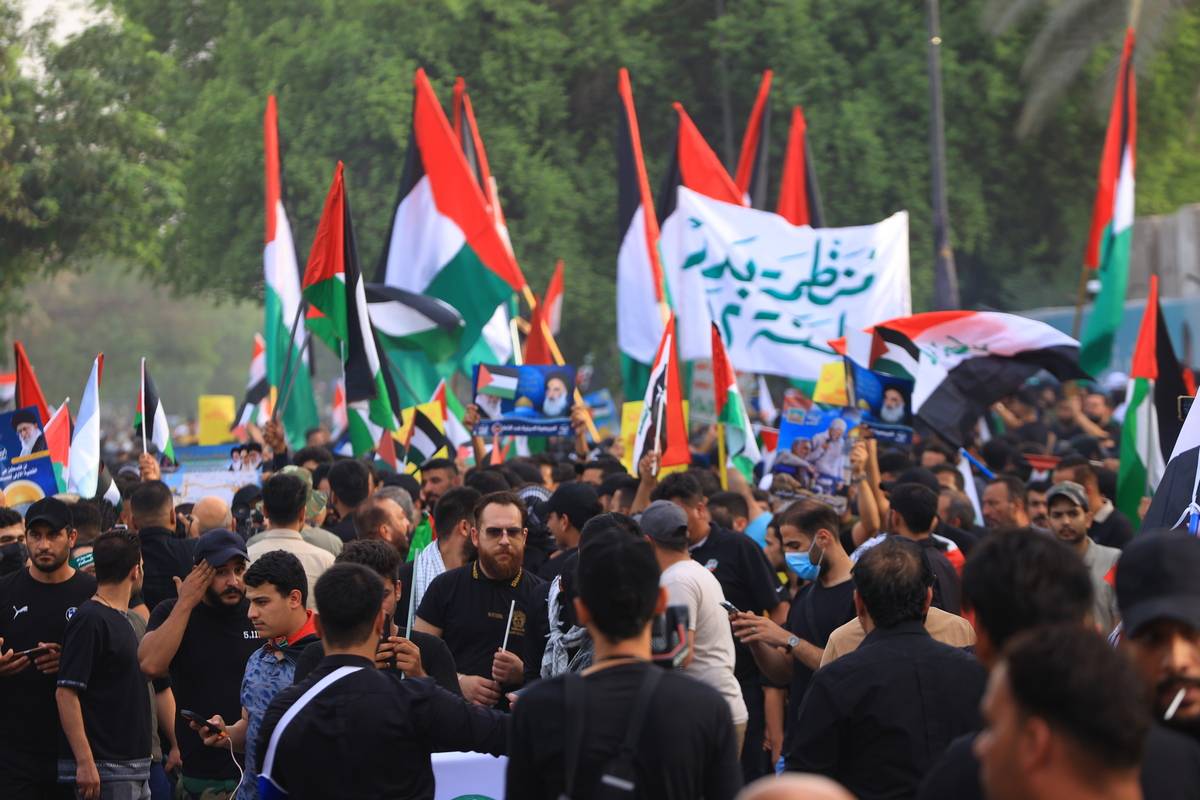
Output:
top-left (784, 635), bottom-right (801, 653)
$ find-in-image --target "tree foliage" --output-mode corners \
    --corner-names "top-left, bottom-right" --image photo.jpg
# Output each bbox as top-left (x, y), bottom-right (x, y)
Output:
top-left (4, 0), bottom-right (1200, 392)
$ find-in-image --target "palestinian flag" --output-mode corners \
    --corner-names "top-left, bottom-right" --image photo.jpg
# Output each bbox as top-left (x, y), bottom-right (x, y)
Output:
top-left (451, 77), bottom-right (517, 265)
top-left (1117, 275), bottom-right (1170, 519)
top-left (136, 359), bottom-right (175, 463)
top-left (365, 283), bottom-right (464, 362)
top-left (777, 105), bottom-right (824, 227)
top-left (375, 69), bottom-right (526, 367)
top-left (631, 316), bottom-right (690, 471)
top-left (14, 341), bottom-right (50, 425)
top-left (712, 323), bottom-right (762, 479)
top-left (68, 354), bottom-right (103, 498)
top-left (1079, 28), bottom-right (1137, 376)
top-left (234, 333), bottom-right (271, 433)
top-left (477, 364), bottom-right (519, 399)
top-left (262, 96), bottom-right (319, 449)
top-left (836, 326), bottom-right (920, 381)
top-left (616, 68), bottom-right (671, 399)
top-left (331, 378), bottom-right (347, 439)
top-left (44, 399), bottom-right (70, 492)
top-left (733, 70), bottom-right (772, 209)
top-left (870, 311), bottom-right (1089, 443)
top-left (302, 162), bottom-right (397, 456)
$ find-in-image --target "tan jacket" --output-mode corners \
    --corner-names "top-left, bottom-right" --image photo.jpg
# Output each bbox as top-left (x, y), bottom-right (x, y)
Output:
top-left (819, 606), bottom-right (976, 668)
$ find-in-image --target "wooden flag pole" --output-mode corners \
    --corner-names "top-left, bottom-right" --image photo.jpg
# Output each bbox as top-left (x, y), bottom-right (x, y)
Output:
top-left (716, 422), bottom-right (729, 490)
top-left (140, 358), bottom-right (148, 454)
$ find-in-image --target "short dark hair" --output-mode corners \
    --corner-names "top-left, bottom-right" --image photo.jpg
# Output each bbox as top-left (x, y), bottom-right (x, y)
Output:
top-left (888, 483), bottom-right (939, 534)
top-left (244, 550), bottom-right (308, 606)
top-left (473, 491), bottom-right (528, 529)
top-left (708, 491), bottom-right (750, 527)
top-left (293, 446), bottom-right (333, 467)
top-left (129, 480), bottom-right (173, 523)
top-left (1026, 479), bottom-right (1052, 495)
top-left (685, 467), bottom-right (721, 498)
top-left (262, 474), bottom-right (308, 526)
top-left (433, 487), bottom-right (483, 536)
top-left (962, 529), bottom-right (1093, 650)
top-left (93, 529), bottom-right (141, 585)
top-left (464, 469), bottom-right (509, 496)
top-left (779, 502), bottom-right (840, 542)
top-left (877, 450), bottom-right (911, 475)
top-left (420, 457), bottom-right (458, 476)
top-left (336, 539), bottom-right (401, 583)
top-left (313, 563), bottom-right (385, 648)
top-left (988, 475), bottom-right (1028, 507)
top-left (1003, 626), bottom-right (1149, 773)
top-left (69, 501), bottom-right (103, 542)
top-left (0, 508), bottom-right (22, 528)
top-left (327, 460), bottom-right (371, 508)
top-left (930, 463), bottom-right (964, 490)
top-left (939, 489), bottom-right (975, 528)
top-left (650, 472), bottom-right (704, 505)
top-left (580, 457), bottom-right (626, 479)
top-left (577, 527), bottom-right (660, 641)
top-left (853, 537), bottom-right (932, 629)
top-left (507, 460), bottom-right (544, 487)
top-left (352, 496), bottom-right (401, 540)
top-left (579, 513), bottom-right (643, 547)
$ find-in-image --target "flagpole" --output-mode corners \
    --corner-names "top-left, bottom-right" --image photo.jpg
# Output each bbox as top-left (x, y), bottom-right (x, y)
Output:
top-left (275, 335), bottom-right (312, 423)
top-left (272, 300), bottom-right (308, 421)
top-left (716, 422), bottom-right (729, 490)
top-left (140, 358), bottom-right (148, 454)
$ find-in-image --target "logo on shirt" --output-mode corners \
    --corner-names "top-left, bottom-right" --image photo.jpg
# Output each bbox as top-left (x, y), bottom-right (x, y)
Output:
top-left (243, 630), bottom-right (261, 639)
top-left (65, 607), bottom-right (77, 621)
top-left (704, 558), bottom-right (719, 572)
top-left (511, 609), bottom-right (527, 638)
top-left (12, 605), bottom-right (27, 620)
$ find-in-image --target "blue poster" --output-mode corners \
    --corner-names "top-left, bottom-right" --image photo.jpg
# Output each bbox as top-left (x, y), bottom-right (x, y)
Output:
top-left (844, 357), bottom-right (915, 447)
top-left (472, 364), bottom-right (578, 437)
top-left (775, 407), bottom-right (863, 493)
top-left (0, 406), bottom-right (60, 510)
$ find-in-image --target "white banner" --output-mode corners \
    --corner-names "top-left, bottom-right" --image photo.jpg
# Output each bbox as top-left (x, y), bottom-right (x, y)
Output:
top-left (660, 187), bottom-right (911, 380)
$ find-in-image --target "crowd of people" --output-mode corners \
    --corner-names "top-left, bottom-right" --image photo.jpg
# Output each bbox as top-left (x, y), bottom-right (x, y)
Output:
top-left (0, 376), bottom-right (1198, 800)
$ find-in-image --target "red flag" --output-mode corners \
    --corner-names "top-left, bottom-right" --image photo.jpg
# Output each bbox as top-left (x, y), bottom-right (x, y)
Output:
top-left (14, 341), bottom-right (50, 425)
top-left (671, 103), bottom-right (742, 205)
top-left (543, 259), bottom-right (564, 337)
top-left (777, 106), bottom-right (822, 226)
top-left (44, 400), bottom-right (71, 492)
top-left (733, 70), bottom-right (773, 208)
top-left (522, 260), bottom-right (565, 365)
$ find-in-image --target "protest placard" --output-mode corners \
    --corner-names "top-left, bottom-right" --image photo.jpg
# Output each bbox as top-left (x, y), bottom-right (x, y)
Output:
top-left (472, 364), bottom-right (577, 437)
top-left (0, 406), bottom-right (59, 509)
top-left (775, 407), bottom-right (864, 493)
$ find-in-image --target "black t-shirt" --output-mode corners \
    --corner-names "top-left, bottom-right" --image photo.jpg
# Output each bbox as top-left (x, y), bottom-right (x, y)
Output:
top-left (57, 600), bottom-right (151, 763)
top-left (147, 597), bottom-right (261, 779)
top-left (507, 661), bottom-right (743, 800)
top-left (0, 568), bottom-right (96, 757)
top-left (536, 547), bottom-right (578, 582)
top-left (1090, 508), bottom-right (1135, 550)
top-left (137, 526), bottom-right (197, 613)
top-left (416, 561), bottom-right (548, 689)
top-left (781, 578), bottom-right (857, 754)
top-left (690, 524), bottom-right (782, 680)
top-left (292, 632), bottom-right (461, 696)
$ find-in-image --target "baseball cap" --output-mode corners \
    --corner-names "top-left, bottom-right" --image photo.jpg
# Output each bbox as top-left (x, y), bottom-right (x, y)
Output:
top-left (1046, 481), bottom-right (1088, 511)
top-left (640, 500), bottom-right (689, 545)
top-left (279, 465), bottom-right (326, 519)
top-left (1116, 531), bottom-right (1200, 638)
top-left (880, 467), bottom-right (941, 494)
top-left (24, 497), bottom-right (72, 531)
top-left (194, 528), bottom-right (248, 568)
top-left (545, 482), bottom-right (603, 531)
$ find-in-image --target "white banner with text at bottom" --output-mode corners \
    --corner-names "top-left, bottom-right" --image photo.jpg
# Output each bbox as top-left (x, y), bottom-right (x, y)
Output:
top-left (660, 187), bottom-right (911, 381)
top-left (433, 751), bottom-right (506, 799)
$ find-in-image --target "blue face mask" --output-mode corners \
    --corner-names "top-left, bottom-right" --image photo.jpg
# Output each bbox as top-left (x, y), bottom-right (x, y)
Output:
top-left (785, 548), bottom-right (823, 581)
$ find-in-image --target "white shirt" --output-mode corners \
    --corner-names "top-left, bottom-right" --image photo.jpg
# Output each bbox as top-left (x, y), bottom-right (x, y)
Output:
top-left (660, 559), bottom-right (748, 724)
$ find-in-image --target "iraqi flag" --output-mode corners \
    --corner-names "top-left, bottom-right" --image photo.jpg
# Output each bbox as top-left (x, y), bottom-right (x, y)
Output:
top-left (1079, 28), bottom-right (1136, 376)
top-left (44, 399), bottom-right (70, 493)
top-left (616, 68), bottom-right (671, 400)
top-left (375, 69), bottom-right (526, 366)
top-left (14, 342), bottom-right (50, 425)
top-left (712, 323), bottom-right (761, 479)
top-left (303, 162), bottom-right (397, 456)
top-left (262, 96), bottom-right (319, 449)
top-left (733, 70), bottom-right (772, 210)
top-left (1116, 276), bottom-right (1174, 519)
top-left (777, 105), bottom-right (824, 227)
top-left (870, 311), bottom-right (1088, 443)
top-left (137, 359), bottom-right (175, 463)
top-left (234, 333), bottom-right (271, 433)
top-left (68, 354), bottom-right (103, 498)
top-left (631, 317), bottom-right (690, 471)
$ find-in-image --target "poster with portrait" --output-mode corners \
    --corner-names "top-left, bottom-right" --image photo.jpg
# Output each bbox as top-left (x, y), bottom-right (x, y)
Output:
top-left (471, 364), bottom-right (578, 438)
top-left (774, 407), bottom-right (863, 493)
top-left (0, 406), bottom-right (59, 510)
top-left (844, 358), bottom-right (915, 446)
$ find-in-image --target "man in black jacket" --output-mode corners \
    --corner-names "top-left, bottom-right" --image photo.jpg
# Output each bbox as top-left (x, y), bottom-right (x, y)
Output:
top-left (256, 563), bottom-right (506, 800)
top-left (129, 480), bottom-right (196, 611)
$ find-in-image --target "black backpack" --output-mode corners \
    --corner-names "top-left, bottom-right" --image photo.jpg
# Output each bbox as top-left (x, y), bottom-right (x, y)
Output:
top-left (559, 665), bottom-right (663, 800)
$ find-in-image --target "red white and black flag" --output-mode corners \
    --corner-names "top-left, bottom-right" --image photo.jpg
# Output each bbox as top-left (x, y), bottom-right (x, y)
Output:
top-left (733, 70), bottom-right (772, 209)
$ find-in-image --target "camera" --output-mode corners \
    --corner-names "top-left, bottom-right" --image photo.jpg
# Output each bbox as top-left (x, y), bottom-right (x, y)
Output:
top-left (651, 604), bottom-right (690, 668)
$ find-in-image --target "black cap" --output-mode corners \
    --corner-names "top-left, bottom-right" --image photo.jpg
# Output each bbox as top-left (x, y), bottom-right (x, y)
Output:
top-left (194, 528), bottom-right (248, 568)
top-left (24, 497), bottom-right (72, 531)
top-left (881, 467), bottom-right (941, 494)
top-left (545, 482), bottom-right (603, 532)
top-left (1116, 531), bottom-right (1200, 638)
top-left (640, 500), bottom-right (689, 545)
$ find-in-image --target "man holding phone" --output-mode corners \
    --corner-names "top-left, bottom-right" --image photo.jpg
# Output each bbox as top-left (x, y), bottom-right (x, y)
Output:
top-left (0, 497), bottom-right (96, 799)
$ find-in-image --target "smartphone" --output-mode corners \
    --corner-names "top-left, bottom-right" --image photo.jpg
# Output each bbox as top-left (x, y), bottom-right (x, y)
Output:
top-left (180, 709), bottom-right (223, 733)
top-left (719, 601), bottom-right (741, 615)
top-left (14, 645), bottom-right (52, 660)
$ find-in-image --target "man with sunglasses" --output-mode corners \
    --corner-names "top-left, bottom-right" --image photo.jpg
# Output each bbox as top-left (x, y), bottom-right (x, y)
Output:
top-left (415, 491), bottom-right (548, 709)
